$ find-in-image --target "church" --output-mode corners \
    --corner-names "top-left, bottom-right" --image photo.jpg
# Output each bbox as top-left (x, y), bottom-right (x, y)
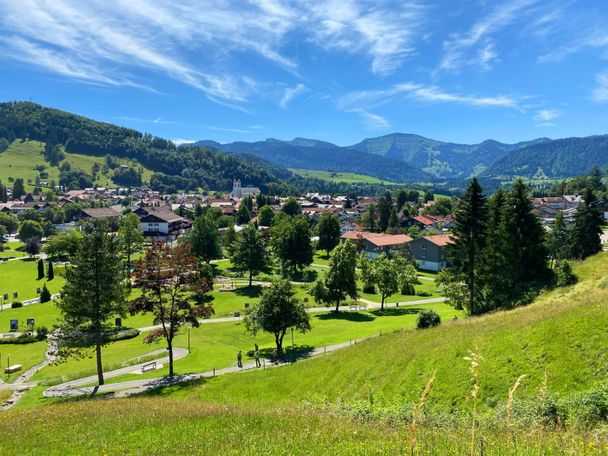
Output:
top-left (231, 179), bottom-right (261, 199)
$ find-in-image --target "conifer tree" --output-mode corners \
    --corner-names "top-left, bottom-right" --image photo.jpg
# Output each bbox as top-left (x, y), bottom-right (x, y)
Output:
top-left (569, 187), bottom-right (603, 259)
top-left (37, 258), bottom-right (45, 280)
top-left (47, 261), bottom-right (54, 280)
top-left (448, 177), bottom-right (487, 315)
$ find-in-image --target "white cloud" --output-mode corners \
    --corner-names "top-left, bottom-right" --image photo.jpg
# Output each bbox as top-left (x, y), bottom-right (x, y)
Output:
top-left (348, 109), bottom-right (390, 130)
top-left (339, 82), bottom-right (522, 110)
top-left (592, 70), bottom-right (608, 103)
top-left (279, 83), bottom-right (308, 108)
top-left (207, 126), bottom-right (257, 134)
top-left (439, 0), bottom-right (538, 72)
top-left (532, 109), bottom-right (561, 128)
top-left (172, 138), bottom-right (196, 145)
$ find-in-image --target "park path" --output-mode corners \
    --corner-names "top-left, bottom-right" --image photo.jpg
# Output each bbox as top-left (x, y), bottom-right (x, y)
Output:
top-left (42, 331), bottom-right (386, 399)
top-left (137, 296), bottom-right (447, 332)
top-left (43, 347), bottom-right (189, 398)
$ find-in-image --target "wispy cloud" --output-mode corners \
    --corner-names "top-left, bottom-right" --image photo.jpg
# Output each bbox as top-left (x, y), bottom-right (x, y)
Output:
top-left (439, 0), bottom-right (538, 72)
top-left (533, 109), bottom-right (560, 127)
top-left (116, 115), bottom-right (175, 125)
top-left (280, 83), bottom-right (308, 108)
top-left (339, 82), bottom-right (523, 110)
top-left (172, 138), bottom-right (196, 146)
top-left (348, 109), bottom-right (390, 130)
top-left (592, 70), bottom-right (608, 103)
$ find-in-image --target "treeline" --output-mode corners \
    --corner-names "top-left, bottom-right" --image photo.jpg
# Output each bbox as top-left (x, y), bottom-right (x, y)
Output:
top-left (440, 178), bottom-right (603, 315)
top-left (0, 102), bottom-right (296, 193)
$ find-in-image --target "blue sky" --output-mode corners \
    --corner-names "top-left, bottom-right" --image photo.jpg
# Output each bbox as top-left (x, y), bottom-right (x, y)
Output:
top-left (1, 0), bottom-right (607, 146)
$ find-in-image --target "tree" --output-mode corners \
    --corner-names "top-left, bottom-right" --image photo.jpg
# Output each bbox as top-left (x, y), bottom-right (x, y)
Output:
top-left (547, 212), bottom-right (570, 265)
top-left (310, 240), bottom-right (358, 312)
top-left (44, 230), bottom-right (82, 260)
top-left (118, 213), bottom-right (145, 272)
top-left (360, 253), bottom-right (418, 310)
top-left (39, 284), bottom-right (51, 303)
top-left (189, 214), bottom-right (221, 263)
top-left (436, 269), bottom-right (468, 310)
top-left (388, 207), bottom-right (399, 232)
top-left (258, 204), bottom-right (274, 227)
top-left (242, 195), bottom-right (253, 211)
top-left (363, 204), bottom-right (377, 232)
top-left (377, 195), bottom-right (391, 232)
top-left (407, 225), bottom-right (421, 239)
top-left (317, 212), bottom-right (341, 255)
top-left (57, 220), bottom-right (129, 386)
top-left (0, 212), bottom-right (18, 233)
top-left (25, 237), bottom-right (41, 257)
top-left (231, 224), bottom-right (270, 286)
top-left (47, 261), bottom-right (54, 280)
top-left (447, 177), bottom-right (487, 315)
top-left (12, 178), bottom-right (25, 200)
top-left (223, 224), bottom-right (238, 256)
top-left (130, 241), bottom-right (214, 376)
top-left (271, 215), bottom-right (313, 274)
top-left (244, 279), bottom-right (310, 354)
top-left (19, 219), bottom-right (43, 241)
top-left (281, 198), bottom-right (301, 216)
top-left (236, 203), bottom-right (251, 224)
top-left (37, 258), bottom-right (45, 280)
top-left (569, 187), bottom-right (603, 259)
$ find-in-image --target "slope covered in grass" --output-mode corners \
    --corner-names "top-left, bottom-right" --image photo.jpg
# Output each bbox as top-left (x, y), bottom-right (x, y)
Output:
top-left (165, 252), bottom-right (608, 411)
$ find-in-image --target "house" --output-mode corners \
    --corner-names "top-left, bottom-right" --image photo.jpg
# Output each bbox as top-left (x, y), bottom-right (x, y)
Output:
top-left (73, 207), bottom-right (121, 221)
top-left (137, 207), bottom-right (191, 241)
top-left (402, 215), bottom-right (436, 230)
top-left (231, 180), bottom-right (260, 198)
top-left (341, 232), bottom-right (412, 258)
top-left (407, 234), bottom-right (452, 271)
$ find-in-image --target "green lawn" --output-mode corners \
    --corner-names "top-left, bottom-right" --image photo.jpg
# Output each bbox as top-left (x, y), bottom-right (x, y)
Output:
top-left (0, 140), bottom-right (58, 188)
top-left (0, 259), bottom-right (65, 303)
top-left (0, 241), bottom-right (26, 259)
top-left (360, 277), bottom-right (440, 303)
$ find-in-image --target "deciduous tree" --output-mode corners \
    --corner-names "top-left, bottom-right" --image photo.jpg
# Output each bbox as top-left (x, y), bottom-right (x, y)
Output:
top-left (231, 224), bottom-right (270, 286)
top-left (317, 212), bottom-right (341, 255)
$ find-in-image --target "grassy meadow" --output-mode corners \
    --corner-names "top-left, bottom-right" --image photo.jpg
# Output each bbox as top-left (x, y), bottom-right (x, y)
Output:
top-left (290, 168), bottom-right (397, 184)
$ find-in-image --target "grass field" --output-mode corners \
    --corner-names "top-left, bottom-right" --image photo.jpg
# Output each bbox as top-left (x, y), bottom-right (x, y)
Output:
top-left (0, 140), bottom-right (154, 188)
top-left (0, 259), bottom-right (65, 303)
top-left (0, 241), bottom-right (26, 259)
top-left (290, 168), bottom-right (397, 184)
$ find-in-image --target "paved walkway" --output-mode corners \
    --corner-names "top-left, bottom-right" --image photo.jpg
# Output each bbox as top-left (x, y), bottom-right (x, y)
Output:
top-left (44, 347), bottom-right (189, 398)
top-left (43, 333), bottom-right (385, 399)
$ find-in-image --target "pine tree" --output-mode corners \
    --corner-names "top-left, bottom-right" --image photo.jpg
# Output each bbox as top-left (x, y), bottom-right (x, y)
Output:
top-left (118, 213), bottom-right (145, 273)
top-left (39, 284), bottom-right (51, 303)
top-left (569, 187), bottom-right (603, 259)
top-left (388, 207), bottom-right (399, 232)
top-left (448, 177), bottom-right (487, 315)
top-left (37, 258), bottom-right (45, 280)
top-left (57, 220), bottom-right (128, 385)
top-left (547, 212), bottom-right (570, 265)
top-left (47, 261), bottom-right (54, 280)
top-left (377, 196), bottom-right (391, 232)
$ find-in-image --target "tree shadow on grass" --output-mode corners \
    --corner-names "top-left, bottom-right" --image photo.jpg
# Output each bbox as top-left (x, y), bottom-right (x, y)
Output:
top-left (141, 377), bottom-right (208, 397)
top-left (233, 286), bottom-right (263, 299)
top-left (370, 307), bottom-right (422, 317)
top-left (316, 311), bottom-right (376, 322)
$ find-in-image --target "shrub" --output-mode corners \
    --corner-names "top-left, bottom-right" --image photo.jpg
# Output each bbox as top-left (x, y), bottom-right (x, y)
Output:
top-left (39, 284), bottom-right (51, 303)
top-left (106, 328), bottom-right (140, 342)
top-left (556, 261), bottom-right (577, 287)
top-left (362, 284), bottom-right (376, 294)
top-left (401, 283), bottom-right (415, 295)
top-left (11, 301), bottom-right (23, 308)
top-left (416, 290), bottom-right (432, 297)
top-left (416, 309), bottom-right (441, 329)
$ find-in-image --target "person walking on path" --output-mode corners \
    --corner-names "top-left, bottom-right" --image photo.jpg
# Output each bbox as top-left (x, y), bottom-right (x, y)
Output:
top-left (237, 350), bottom-right (243, 368)
top-left (254, 350), bottom-right (261, 368)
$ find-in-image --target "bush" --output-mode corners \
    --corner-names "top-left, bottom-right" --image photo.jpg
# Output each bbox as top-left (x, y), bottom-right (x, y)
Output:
top-left (556, 261), bottom-right (577, 287)
top-left (416, 290), bottom-right (432, 297)
top-left (362, 284), bottom-right (376, 294)
top-left (39, 284), bottom-right (51, 303)
top-left (11, 301), bottom-right (23, 308)
top-left (401, 283), bottom-right (415, 295)
top-left (416, 309), bottom-right (441, 329)
top-left (105, 328), bottom-right (140, 342)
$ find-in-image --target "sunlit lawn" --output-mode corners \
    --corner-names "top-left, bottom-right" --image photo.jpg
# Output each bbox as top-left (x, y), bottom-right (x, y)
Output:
top-left (0, 259), bottom-right (65, 303)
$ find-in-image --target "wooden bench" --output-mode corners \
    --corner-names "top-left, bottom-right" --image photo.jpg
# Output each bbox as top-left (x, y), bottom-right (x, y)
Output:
top-left (5, 364), bottom-right (22, 374)
top-left (141, 361), bottom-right (157, 373)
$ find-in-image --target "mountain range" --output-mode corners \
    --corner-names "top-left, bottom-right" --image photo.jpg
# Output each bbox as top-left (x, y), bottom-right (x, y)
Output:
top-left (196, 132), bottom-right (608, 183)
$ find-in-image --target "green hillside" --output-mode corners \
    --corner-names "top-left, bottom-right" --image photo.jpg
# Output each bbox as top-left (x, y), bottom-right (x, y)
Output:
top-left (2, 254), bottom-right (608, 454)
top-left (289, 168), bottom-right (397, 184)
top-left (0, 139), bottom-right (155, 188)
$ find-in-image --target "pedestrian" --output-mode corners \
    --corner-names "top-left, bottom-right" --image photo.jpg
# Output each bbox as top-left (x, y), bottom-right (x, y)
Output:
top-left (237, 350), bottom-right (243, 368)
top-left (254, 350), bottom-right (261, 368)
top-left (254, 343), bottom-right (259, 352)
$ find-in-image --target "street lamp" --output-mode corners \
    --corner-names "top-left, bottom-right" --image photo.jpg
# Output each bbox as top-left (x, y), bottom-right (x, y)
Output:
top-left (291, 327), bottom-right (294, 351)
top-left (187, 326), bottom-right (191, 351)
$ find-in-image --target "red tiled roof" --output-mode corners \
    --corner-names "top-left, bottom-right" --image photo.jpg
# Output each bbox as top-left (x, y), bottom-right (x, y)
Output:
top-left (423, 234), bottom-right (453, 246)
top-left (413, 215), bottom-right (435, 225)
top-left (366, 234), bottom-right (412, 247)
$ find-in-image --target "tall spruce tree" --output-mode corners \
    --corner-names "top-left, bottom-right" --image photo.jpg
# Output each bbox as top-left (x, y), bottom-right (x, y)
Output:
top-left (57, 220), bottom-right (128, 385)
top-left (37, 258), bottom-right (45, 280)
top-left (547, 212), bottom-right (571, 265)
top-left (448, 177), bottom-right (488, 315)
top-left (498, 179), bottom-right (549, 299)
top-left (377, 196), bottom-right (391, 232)
top-left (569, 187), bottom-right (603, 259)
